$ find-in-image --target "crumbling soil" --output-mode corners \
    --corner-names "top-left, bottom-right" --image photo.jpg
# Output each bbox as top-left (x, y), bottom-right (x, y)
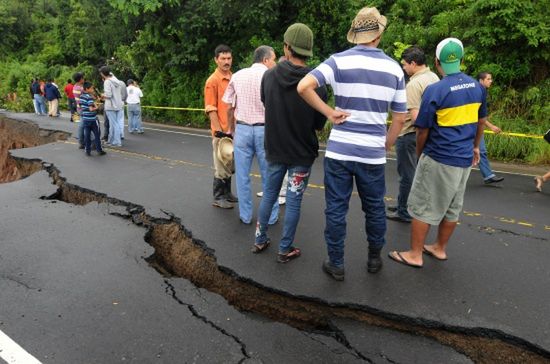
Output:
top-left (0, 117), bottom-right (68, 183)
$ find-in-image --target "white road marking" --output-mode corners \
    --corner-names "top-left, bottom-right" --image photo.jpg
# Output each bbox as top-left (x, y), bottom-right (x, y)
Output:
top-left (0, 329), bottom-right (42, 364)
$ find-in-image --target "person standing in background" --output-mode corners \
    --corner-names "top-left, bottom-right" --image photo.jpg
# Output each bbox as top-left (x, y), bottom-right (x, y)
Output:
top-left (386, 46), bottom-right (439, 223)
top-left (126, 79), bottom-right (144, 134)
top-left (64, 79), bottom-right (76, 122)
top-left (72, 72), bottom-right (85, 148)
top-left (45, 79), bottom-right (61, 117)
top-left (477, 72), bottom-right (504, 185)
top-left (204, 44), bottom-right (236, 209)
top-left (100, 66), bottom-right (127, 147)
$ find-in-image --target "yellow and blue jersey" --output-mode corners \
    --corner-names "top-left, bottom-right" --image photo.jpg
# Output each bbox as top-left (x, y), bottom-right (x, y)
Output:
top-left (415, 73), bottom-right (487, 167)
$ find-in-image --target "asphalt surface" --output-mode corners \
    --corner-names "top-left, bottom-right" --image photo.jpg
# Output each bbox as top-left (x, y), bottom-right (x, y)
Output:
top-left (1, 111), bottom-right (548, 362)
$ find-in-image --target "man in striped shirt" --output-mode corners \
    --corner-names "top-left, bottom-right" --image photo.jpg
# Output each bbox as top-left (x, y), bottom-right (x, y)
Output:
top-left (298, 7), bottom-right (406, 279)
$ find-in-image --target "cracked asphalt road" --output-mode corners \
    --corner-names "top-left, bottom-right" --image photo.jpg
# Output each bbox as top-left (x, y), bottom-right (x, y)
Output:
top-left (1, 111), bottom-right (548, 362)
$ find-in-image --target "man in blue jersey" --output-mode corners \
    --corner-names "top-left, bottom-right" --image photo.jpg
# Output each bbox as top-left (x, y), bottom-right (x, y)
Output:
top-left (388, 38), bottom-right (487, 268)
top-left (298, 7), bottom-right (407, 280)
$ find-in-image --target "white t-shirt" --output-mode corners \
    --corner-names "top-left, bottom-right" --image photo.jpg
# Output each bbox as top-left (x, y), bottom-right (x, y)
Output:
top-left (126, 85), bottom-right (143, 104)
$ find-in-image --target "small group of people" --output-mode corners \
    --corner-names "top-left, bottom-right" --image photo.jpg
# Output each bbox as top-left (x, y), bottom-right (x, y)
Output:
top-left (30, 78), bottom-right (62, 117)
top-left (35, 68), bottom-right (144, 156)
top-left (204, 6), bottom-right (506, 279)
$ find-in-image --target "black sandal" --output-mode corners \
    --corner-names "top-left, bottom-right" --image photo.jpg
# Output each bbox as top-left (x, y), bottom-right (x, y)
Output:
top-left (251, 239), bottom-right (271, 254)
top-left (277, 247), bottom-right (301, 263)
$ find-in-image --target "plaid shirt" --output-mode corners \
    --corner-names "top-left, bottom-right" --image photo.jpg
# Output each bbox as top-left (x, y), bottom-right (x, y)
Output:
top-left (222, 63), bottom-right (267, 125)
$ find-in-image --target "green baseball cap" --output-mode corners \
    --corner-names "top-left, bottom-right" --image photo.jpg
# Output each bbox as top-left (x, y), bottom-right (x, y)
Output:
top-left (284, 23), bottom-right (313, 57)
top-left (436, 38), bottom-right (464, 75)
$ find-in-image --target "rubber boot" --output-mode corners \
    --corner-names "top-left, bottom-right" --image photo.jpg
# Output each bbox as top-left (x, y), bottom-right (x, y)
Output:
top-left (213, 178), bottom-right (233, 209)
top-left (223, 177), bottom-right (238, 203)
top-left (367, 247), bottom-right (383, 274)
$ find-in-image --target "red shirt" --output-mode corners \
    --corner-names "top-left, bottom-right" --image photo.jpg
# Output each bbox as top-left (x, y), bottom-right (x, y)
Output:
top-left (64, 83), bottom-right (74, 99)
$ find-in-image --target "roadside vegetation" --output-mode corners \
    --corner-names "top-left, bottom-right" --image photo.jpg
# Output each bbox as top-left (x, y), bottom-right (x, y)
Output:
top-left (0, 0), bottom-right (548, 163)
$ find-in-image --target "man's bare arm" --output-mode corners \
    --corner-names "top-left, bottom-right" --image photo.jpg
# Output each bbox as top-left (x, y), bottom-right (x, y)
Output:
top-left (386, 112), bottom-right (406, 150)
top-left (226, 105), bottom-right (235, 134)
top-left (416, 128), bottom-right (430, 157)
top-left (208, 111), bottom-right (223, 133)
top-left (297, 75), bottom-right (349, 124)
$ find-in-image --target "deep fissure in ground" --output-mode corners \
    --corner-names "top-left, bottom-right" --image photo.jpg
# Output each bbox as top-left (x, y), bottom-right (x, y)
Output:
top-left (2, 116), bottom-right (550, 364)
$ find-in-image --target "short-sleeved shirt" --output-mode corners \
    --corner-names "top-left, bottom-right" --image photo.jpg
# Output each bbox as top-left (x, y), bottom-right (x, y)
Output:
top-left (222, 63), bottom-right (267, 125)
top-left (73, 84), bottom-right (83, 112)
top-left (309, 45), bottom-right (407, 164)
top-left (416, 72), bottom-right (488, 168)
top-left (204, 68), bottom-right (232, 135)
top-left (126, 85), bottom-right (143, 104)
top-left (79, 92), bottom-right (97, 122)
top-left (64, 83), bottom-right (74, 99)
top-left (400, 67), bottom-right (439, 136)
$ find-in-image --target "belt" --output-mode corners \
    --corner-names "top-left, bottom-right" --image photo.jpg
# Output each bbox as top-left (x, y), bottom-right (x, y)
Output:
top-left (237, 120), bottom-right (264, 127)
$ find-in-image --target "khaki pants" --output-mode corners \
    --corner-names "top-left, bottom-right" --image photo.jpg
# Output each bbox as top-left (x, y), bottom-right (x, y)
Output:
top-left (48, 99), bottom-right (59, 116)
top-left (212, 137), bottom-right (233, 179)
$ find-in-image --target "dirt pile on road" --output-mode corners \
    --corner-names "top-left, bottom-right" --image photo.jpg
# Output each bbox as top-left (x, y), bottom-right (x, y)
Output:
top-left (0, 116), bottom-right (68, 182)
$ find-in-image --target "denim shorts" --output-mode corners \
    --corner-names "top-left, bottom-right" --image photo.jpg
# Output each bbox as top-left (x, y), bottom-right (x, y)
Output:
top-left (407, 154), bottom-right (471, 225)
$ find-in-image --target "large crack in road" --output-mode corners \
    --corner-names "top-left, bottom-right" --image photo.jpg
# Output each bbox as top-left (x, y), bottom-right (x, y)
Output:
top-left (2, 116), bottom-right (550, 363)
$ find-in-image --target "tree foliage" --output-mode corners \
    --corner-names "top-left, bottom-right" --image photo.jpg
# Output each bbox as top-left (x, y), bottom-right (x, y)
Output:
top-left (0, 0), bottom-right (548, 130)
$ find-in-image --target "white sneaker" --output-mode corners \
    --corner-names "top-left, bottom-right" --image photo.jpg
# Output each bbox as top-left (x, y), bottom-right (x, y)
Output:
top-left (278, 196), bottom-right (286, 205)
top-left (256, 191), bottom-right (263, 197)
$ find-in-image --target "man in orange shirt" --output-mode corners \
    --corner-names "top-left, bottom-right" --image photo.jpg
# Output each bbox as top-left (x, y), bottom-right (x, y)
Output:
top-left (204, 44), bottom-right (238, 209)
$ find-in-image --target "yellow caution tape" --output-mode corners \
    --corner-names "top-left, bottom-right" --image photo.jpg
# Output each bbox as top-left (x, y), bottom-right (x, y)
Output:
top-left (484, 130), bottom-right (543, 139)
top-left (141, 105), bottom-right (545, 139)
top-left (141, 105), bottom-right (205, 112)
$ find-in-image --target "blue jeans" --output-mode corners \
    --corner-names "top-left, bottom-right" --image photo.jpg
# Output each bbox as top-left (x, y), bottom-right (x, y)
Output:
top-left (234, 123), bottom-right (278, 224)
top-left (478, 136), bottom-right (495, 180)
top-left (106, 109), bottom-right (124, 146)
top-left (395, 133), bottom-right (416, 219)
top-left (255, 163), bottom-right (311, 253)
top-left (83, 119), bottom-right (103, 153)
top-left (127, 104), bottom-right (143, 132)
top-left (34, 94), bottom-right (46, 115)
top-left (324, 157), bottom-right (386, 268)
top-left (77, 111), bottom-right (85, 146)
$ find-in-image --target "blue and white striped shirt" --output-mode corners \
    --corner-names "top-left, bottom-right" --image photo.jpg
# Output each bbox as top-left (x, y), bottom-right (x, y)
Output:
top-left (79, 92), bottom-right (97, 123)
top-left (310, 46), bottom-right (407, 164)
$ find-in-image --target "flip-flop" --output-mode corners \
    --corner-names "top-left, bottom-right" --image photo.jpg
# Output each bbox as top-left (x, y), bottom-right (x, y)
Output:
top-left (422, 247), bottom-right (448, 261)
top-left (388, 251), bottom-right (422, 268)
top-left (534, 176), bottom-right (543, 192)
top-left (277, 247), bottom-right (301, 263)
top-left (251, 239), bottom-right (271, 254)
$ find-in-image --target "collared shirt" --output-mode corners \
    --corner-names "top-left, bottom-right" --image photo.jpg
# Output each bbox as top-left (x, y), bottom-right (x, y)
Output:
top-left (310, 45), bottom-right (407, 165)
top-left (204, 68), bottom-right (232, 134)
top-left (222, 63), bottom-right (267, 125)
top-left (400, 67), bottom-right (440, 136)
top-left (416, 72), bottom-right (488, 168)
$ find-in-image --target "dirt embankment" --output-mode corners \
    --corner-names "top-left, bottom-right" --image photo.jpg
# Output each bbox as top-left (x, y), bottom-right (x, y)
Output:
top-left (0, 117), bottom-right (68, 182)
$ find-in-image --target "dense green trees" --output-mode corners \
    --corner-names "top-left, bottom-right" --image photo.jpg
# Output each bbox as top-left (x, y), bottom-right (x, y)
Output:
top-left (0, 0), bottom-right (548, 162)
